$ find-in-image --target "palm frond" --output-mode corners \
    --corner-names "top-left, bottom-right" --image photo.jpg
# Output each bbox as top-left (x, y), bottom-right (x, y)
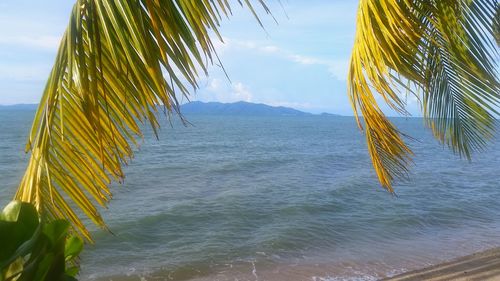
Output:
top-left (349, 0), bottom-right (499, 191)
top-left (421, 0), bottom-right (499, 158)
top-left (494, 3), bottom-right (500, 45)
top-left (348, 0), bottom-right (423, 191)
top-left (15, 0), bottom-right (270, 240)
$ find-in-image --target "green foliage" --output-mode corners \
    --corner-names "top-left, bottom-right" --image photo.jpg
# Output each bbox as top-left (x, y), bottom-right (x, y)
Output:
top-left (0, 201), bottom-right (83, 281)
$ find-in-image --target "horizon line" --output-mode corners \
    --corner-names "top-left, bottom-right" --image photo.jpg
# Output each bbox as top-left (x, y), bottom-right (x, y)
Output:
top-left (0, 101), bottom-right (432, 118)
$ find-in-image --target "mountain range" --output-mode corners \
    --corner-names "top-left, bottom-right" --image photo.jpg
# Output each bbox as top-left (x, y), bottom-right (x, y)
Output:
top-left (181, 101), bottom-right (341, 116)
top-left (180, 101), bottom-right (313, 116)
top-left (0, 101), bottom-right (341, 116)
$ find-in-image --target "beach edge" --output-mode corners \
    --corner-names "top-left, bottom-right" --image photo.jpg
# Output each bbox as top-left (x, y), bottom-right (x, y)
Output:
top-left (383, 247), bottom-right (500, 281)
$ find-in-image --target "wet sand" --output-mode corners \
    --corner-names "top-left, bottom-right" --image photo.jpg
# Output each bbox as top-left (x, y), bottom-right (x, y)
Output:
top-left (89, 247), bottom-right (500, 281)
top-left (384, 247), bottom-right (500, 281)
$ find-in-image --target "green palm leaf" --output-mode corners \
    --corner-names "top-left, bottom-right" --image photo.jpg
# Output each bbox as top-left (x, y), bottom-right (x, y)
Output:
top-left (349, 0), bottom-right (499, 191)
top-left (15, 0), bottom-right (270, 240)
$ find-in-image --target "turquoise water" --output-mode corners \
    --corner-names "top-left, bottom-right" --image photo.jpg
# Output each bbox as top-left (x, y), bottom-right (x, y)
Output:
top-left (1, 110), bottom-right (499, 280)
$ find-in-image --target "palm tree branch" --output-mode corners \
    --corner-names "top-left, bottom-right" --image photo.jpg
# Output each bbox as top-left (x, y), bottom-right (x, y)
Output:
top-left (15, 0), bottom-right (270, 240)
top-left (349, 0), bottom-right (499, 191)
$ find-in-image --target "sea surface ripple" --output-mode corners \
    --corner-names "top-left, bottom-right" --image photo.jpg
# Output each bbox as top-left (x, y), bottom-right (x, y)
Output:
top-left (0, 112), bottom-right (499, 280)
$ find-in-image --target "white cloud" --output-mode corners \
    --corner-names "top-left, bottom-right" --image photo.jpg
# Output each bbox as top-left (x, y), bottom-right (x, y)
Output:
top-left (290, 54), bottom-right (322, 65)
top-left (0, 64), bottom-right (51, 81)
top-left (217, 38), bottom-right (349, 81)
top-left (0, 36), bottom-right (61, 51)
top-left (196, 78), bottom-right (253, 103)
top-left (207, 78), bottom-right (221, 91)
top-left (195, 78), bottom-right (320, 112)
top-left (260, 45), bottom-right (280, 53)
top-left (231, 82), bottom-right (253, 102)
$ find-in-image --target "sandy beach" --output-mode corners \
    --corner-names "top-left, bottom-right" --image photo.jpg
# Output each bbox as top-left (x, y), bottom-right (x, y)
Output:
top-left (88, 247), bottom-right (500, 281)
top-left (385, 247), bottom-right (500, 281)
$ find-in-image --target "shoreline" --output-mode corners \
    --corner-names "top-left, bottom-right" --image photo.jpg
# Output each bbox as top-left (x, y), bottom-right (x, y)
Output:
top-left (86, 247), bottom-right (500, 281)
top-left (384, 247), bottom-right (500, 281)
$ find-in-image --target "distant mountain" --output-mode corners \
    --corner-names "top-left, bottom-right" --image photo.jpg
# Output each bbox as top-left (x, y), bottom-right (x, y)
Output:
top-left (0, 104), bottom-right (38, 110)
top-left (319, 112), bottom-right (341, 117)
top-left (180, 101), bottom-right (312, 116)
top-left (0, 102), bottom-right (343, 117)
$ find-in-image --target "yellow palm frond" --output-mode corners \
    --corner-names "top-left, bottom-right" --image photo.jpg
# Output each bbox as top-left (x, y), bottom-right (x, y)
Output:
top-left (349, 0), bottom-right (499, 191)
top-left (15, 0), bottom-right (270, 240)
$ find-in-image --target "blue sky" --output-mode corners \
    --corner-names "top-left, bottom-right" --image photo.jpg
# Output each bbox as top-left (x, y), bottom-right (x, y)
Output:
top-left (0, 1), bottom-right (421, 116)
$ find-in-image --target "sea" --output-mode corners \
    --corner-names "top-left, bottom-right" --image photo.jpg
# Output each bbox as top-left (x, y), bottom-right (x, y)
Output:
top-left (1, 109), bottom-right (499, 281)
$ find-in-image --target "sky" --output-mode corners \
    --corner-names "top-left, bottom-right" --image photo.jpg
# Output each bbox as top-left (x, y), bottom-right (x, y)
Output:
top-left (0, 0), bottom-right (422, 116)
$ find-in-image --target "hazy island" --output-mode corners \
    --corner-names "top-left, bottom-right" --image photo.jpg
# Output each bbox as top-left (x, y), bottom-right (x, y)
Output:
top-left (0, 101), bottom-right (341, 117)
top-left (180, 101), bottom-right (340, 116)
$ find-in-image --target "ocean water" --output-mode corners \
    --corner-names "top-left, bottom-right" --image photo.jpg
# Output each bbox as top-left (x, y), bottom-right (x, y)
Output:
top-left (1, 110), bottom-right (499, 281)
